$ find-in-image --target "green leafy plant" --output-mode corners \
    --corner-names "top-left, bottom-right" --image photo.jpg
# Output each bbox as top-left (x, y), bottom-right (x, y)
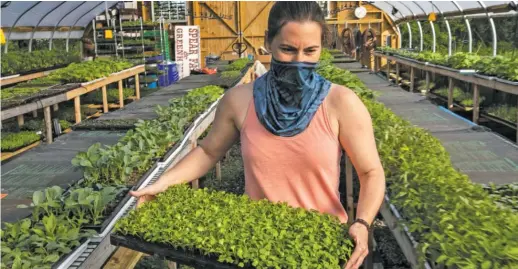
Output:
top-left (225, 58), bottom-right (251, 71)
top-left (316, 59), bottom-right (518, 268)
top-left (72, 85), bottom-right (224, 186)
top-left (483, 183), bottom-right (518, 212)
top-left (220, 70), bottom-right (241, 79)
top-left (48, 58), bottom-right (133, 83)
top-left (446, 52), bottom-right (481, 69)
top-left (433, 87), bottom-right (485, 108)
top-left (0, 50), bottom-right (80, 76)
top-left (59, 120), bottom-right (72, 130)
top-left (485, 105), bottom-right (518, 123)
top-left (115, 185), bottom-right (354, 269)
top-left (1, 131), bottom-right (41, 151)
top-left (83, 88), bottom-right (135, 104)
top-left (1, 87), bottom-right (42, 100)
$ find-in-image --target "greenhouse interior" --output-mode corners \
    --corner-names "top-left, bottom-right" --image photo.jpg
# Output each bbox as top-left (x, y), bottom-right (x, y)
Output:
top-left (1, 1), bottom-right (517, 268)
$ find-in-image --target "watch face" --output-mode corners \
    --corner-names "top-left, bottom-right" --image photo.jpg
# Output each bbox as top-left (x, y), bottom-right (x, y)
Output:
top-left (355, 7), bottom-right (367, 19)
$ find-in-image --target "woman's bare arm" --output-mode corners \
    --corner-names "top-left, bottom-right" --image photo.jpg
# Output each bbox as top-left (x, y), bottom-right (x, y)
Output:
top-left (336, 86), bottom-right (385, 223)
top-left (149, 87), bottom-right (241, 191)
top-left (334, 86), bottom-right (385, 269)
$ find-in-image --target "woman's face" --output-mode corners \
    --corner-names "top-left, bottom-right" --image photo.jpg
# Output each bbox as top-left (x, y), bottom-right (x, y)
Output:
top-left (268, 21), bottom-right (322, 63)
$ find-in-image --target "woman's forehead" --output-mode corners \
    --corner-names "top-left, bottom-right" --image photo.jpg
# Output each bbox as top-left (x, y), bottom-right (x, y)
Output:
top-left (275, 21), bottom-right (322, 46)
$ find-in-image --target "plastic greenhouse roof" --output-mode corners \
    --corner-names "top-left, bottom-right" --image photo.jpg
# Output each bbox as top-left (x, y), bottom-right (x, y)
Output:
top-left (370, 1), bottom-right (518, 22)
top-left (1, 1), bottom-right (118, 39)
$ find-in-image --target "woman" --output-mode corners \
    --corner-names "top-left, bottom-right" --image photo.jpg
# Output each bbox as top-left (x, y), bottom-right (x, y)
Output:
top-left (131, 2), bottom-right (385, 268)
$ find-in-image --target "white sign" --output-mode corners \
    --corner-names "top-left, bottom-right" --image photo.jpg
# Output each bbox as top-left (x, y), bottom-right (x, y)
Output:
top-left (175, 25), bottom-right (201, 77)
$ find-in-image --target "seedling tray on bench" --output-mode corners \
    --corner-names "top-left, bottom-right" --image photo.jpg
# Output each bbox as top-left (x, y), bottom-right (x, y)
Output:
top-left (111, 234), bottom-right (252, 269)
top-left (51, 237), bottom-right (90, 269)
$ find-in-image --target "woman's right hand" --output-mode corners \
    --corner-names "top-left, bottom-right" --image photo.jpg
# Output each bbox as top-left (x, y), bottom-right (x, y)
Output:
top-left (129, 182), bottom-right (167, 208)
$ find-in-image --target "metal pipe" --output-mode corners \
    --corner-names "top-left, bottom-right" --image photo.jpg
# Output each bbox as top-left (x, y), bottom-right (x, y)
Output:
top-left (445, 19), bottom-right (452, 56)
top-left (92, 19), bottom-right (98, 57)
top-left (5, 1), bottom-right (42, 53)
top-left (407, 22), bottom-right (413, 49)
top-left (452, 1), bottom-right (473, 53)
top-left (417, 21), bottom-right (423, 51)
top-left (393, 3), bottom-right (516, 23)
top-left (430, 1), bottom-right (450, 55)
top-left (66, 2), bottom-right (105, 52)
top-left (396, 25), bottom-right (402, 48)
top-left (430, 21), bottom-right (436, 52)
top-left (119, 13), bottom-right (124, 58)
top-left (29, 2), bottom-right (66, 52)
top-left (478, 1), bottom-right (498, 56)
top-left (49, 2), bottom-right (87, 50)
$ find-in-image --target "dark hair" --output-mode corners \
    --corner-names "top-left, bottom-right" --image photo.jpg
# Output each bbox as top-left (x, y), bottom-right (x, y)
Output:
top-left (266, 1), bottom-right (328, 44)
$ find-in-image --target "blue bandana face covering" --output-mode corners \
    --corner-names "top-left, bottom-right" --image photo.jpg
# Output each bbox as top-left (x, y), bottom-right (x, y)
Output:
top-left (253, 57), bottom-right (331, 137)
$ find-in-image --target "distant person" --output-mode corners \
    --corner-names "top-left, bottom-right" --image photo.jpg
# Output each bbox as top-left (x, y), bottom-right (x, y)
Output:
top-left (131, 2), bottom-right (385, 268)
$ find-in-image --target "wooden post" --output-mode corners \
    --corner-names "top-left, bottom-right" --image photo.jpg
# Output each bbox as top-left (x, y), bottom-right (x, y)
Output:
top-left (410, 67), bottom-right (415, 92)
top-left (44, 106), bottom-right (52, 144)
top-left (395, 63), bottom-right (400, 85)
top-left (375, 55), bottom-right (380, 73)
top-left (191, 140), bottom-right (199, 189)
top-left (135, 74), bottom-right (141, 100)
top-left (386, 60), bottom-right (390, 82)
top-left (17, 115), bottom-right (24, 127)
top-left (448, 77), bottom-right (454, 110)
top-left (74, 96), bottom-right (81, 123)
top-left (215, 162), bottom-right (222, 181)
top-left (473, 84), bottom-right (480, 123)
top-left (118, 80), bottom-right (124, 108)
top-left (32, 110), bottom-right (38, 118)
top-left (53, 104), bottom-right (59, 112)
top-left (345, 155), bottom-right (354, 224)
top-left (425, 71), bottom-right (430, 93)
top-left (102, 86), bottom-right (109, 113)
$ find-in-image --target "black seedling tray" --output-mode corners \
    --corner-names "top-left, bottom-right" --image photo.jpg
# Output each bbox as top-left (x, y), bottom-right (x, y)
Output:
top-left (111, 234), bottom-right (249, 269)
top-left (82, 186), bottom-right (133, 234)
top-left (51, 237), bottom-right (89, 269)
top-left (2, 63), bottom-right (69, 77)
top-left (495, 77), bottom-right (518, 86)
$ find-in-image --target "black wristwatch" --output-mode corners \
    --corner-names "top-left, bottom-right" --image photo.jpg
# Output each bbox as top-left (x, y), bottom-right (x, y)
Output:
top-left (353, 218), bottom-right (371, 231)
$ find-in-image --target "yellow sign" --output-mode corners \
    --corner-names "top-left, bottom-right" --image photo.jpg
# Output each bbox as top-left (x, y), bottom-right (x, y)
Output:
top-left (105, 30), bottom-right (113, 39)
top-left (428, 12), bottom-right (437, 22)
top-left (0, 28), bottom-right (5, 45)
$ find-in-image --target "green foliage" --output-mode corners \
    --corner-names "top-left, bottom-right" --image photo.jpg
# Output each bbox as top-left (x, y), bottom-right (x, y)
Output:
top-left (317, 62), bottom-right (518, 268)
top-left (1, 131), bottom-right (41, 151)
top-left (434, 87), bottom-right (485, 107)
top-left (316, 63), bottom-right (375, 100)
top-left (319, 48), bottom-right (334, 65)
top-left (48, 59), bottom-right (133, 83)
top-left (83, 88), bottom-right (135, 104)
top-left (225, 58), bottom-right (251, 71)
top-left (446, 52), bottom-right (481, 69)
top-left (0, 50), bottom-right (80, 76)
top-left (1, 87), bottom-right (42, 100)
top-left (486, 105), bottom-right (518, 123)
top-left (17, 77), bottom-right (63, 87)
top-left (2, 185), bottom-right (126, 268)
top-left (59, 120), bottom-right (72, 130)
top-left (483, 183), bottom-right (518, 212)
top-left (390, 49), bottom-right (518, 81)
top-left (220, 70), bottom-right (241, 79)
top-left (72, 85), bottom-right (224, 186)
top-left (115, 185), bottom-right (353, 269)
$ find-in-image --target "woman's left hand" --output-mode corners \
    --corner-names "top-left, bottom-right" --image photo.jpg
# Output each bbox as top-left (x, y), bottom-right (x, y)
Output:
top-left (344, 222), bottom-right (369, 269)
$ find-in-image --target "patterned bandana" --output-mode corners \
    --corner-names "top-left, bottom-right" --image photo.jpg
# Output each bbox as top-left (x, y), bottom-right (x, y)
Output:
top-left (253, 57), bottom-right (331, 137)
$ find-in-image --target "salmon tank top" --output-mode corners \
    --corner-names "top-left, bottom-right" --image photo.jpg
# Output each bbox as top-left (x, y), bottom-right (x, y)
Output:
top-left (240, 97), bottom-right (348, 223)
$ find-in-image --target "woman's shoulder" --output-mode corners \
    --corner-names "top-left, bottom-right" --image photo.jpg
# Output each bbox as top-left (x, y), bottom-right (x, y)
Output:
top-left (218, 82), bottom-right (253, 118)
top-left (327, 83), bottom-right (363, 108)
